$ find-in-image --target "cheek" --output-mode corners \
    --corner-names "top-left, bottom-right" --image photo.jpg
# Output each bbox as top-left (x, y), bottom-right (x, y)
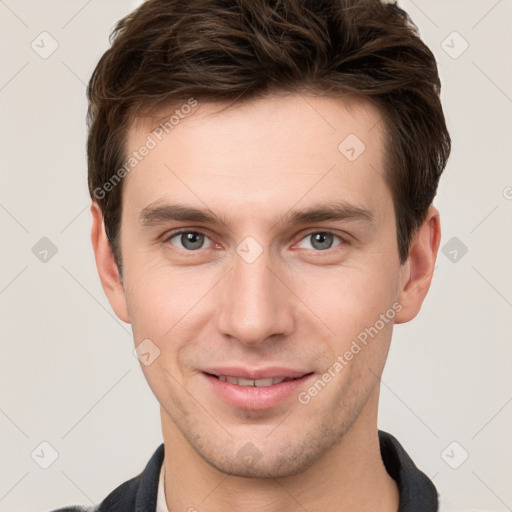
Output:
top-left (291, 262), bottom-right (400, 342)
top-left (125, 267), bottom-right (201, 340)
top-left (124, 268), bottom-right (207, 408)
top-left (124, 262), bottom-right (225, 385)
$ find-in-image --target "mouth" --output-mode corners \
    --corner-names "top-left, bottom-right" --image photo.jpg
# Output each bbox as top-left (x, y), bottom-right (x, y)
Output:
top-left (200, 369), bottom-right (315, 410)
top-left (205, 373), bottom-right (309, 387)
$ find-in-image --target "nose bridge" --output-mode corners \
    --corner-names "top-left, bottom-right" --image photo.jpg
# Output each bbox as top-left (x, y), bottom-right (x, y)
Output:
top-left (218, 242), bottom-right (292, 345)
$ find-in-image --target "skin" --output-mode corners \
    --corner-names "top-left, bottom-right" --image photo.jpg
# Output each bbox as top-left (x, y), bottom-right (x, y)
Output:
top-left (91, 92), bottom-right (440, 512)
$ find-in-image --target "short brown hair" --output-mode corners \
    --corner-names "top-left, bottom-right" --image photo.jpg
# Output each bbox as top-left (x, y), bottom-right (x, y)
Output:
top-left (87, 0), bottom-right (451, 270)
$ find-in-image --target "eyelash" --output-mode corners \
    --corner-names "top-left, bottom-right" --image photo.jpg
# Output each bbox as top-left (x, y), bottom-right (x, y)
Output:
top-left (164, 229), bottom-right (346, 254)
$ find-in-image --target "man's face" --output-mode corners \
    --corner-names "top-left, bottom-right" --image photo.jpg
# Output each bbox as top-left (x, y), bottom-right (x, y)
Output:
top-left (109, 93), bottom-right (410, 477)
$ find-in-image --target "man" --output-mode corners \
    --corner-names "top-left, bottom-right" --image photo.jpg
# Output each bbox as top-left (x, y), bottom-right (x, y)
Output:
top-left (54, 0), bottom-right (451, 510)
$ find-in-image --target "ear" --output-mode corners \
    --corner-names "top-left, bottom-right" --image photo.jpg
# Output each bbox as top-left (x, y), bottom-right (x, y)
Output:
top-left (90, 202), bottom-right (130, 323)
top-left (395, 205), bottom-right (441, 324)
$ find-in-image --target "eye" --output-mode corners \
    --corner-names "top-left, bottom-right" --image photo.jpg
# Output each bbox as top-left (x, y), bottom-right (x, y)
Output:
top-left (166, 230), bottom-right (214, 251)
top-left (296, 232), bottom-right (343, 251)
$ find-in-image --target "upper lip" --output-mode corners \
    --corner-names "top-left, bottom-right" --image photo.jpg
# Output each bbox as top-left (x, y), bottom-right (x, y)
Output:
top-left (202, 367), bottom-right (311, 380)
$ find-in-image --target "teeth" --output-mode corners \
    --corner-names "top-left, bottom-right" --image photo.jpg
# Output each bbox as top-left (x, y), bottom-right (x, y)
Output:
top-left (238, 377), bottom-right (257, 386)
top-left (255, 378), bottom-right (275, 387)
top-left (216, 376), bottom-right (289, 387)
top-left (269, 377), bottom-right (287, 385)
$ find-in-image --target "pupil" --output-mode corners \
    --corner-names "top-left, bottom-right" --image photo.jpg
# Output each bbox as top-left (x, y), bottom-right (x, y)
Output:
top-left (312, 232), bottom-right (332, 250)
top-left (182, 232), bottom-right (203, 250)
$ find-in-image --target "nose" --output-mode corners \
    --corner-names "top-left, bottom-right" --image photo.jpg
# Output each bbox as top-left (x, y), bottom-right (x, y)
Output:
top-left (216, 245), bottom-right (295, 347)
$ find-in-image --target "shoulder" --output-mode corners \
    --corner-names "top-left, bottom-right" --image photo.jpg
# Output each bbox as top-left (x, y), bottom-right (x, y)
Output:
top-left (44, 443), bottom-right (164, 512)
top-left (44, 477), bottom-right (137, 512)
top-left (46, 507), bottom-right (98, 512)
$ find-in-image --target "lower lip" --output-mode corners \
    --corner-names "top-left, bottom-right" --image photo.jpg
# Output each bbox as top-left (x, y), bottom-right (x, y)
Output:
top-left (201, 372), bottom-right (314, 410)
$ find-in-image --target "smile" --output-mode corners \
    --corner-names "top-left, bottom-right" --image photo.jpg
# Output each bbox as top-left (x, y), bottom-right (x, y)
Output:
top-left (201, 370), bottom-right (315, 410)
top-left (212, 375), bottom-right (300, 387)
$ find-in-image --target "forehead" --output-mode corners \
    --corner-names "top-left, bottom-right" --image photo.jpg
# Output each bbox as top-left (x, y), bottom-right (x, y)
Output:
top-left (128, 92), bottom-right (384, 160)
top-left (122, 93), bottom-right (390, 223)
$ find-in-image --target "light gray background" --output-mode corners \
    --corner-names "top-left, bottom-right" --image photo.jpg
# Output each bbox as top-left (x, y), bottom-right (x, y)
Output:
top-left (1, 1), bottom-right (511, 511)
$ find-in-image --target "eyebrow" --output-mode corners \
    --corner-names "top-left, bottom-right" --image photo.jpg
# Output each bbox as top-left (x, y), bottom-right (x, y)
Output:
top-left (139, 200), bottom-right (375, 229)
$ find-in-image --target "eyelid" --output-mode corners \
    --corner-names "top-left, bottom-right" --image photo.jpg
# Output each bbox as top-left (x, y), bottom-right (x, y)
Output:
top-left (292, 230), bottom-right (346, 251)
top-left (164, 228), bottom-right (216, 250)
top-left (165, 228), bottom-right (212, 239)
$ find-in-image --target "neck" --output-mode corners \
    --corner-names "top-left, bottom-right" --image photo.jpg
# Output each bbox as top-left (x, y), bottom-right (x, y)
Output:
top-left (160, 394), bottom-right (398, 512)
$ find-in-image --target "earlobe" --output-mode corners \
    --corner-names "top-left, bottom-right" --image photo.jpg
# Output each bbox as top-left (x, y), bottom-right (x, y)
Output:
top-left (90, 203), bottom-right (131, 324)
top-left (395, 206), bottom-right (441, 324)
